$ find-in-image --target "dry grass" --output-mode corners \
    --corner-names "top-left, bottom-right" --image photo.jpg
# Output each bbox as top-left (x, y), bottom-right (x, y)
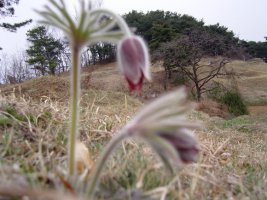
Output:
top-left (217, 59), bottom-right (267, 105)
top-left (1, 91), bottom-right (266, 199)
top-left (196, 99), bottom-right (229, 118)
top-left (0, 60), bottom-right (267, 199)
top-left (0, 88), bottom-right (142, 199)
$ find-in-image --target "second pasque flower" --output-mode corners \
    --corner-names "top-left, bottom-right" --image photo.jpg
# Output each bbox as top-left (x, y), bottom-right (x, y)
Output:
top-left (117, 35), bottom-right (151, 91)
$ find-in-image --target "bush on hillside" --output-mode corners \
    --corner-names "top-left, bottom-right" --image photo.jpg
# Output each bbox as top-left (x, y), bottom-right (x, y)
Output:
top-left (208, 82), bottom-right (248, 117)
top-left (221, 91), bottom-right (248, 116)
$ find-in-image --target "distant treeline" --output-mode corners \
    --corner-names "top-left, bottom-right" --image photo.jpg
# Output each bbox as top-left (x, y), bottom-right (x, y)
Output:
top-left (1, 10), bottom-right (266, 84)
top-left (124, 10), bottom-right (267, 62)
top-left (24, 10), bottom-right (267, 77)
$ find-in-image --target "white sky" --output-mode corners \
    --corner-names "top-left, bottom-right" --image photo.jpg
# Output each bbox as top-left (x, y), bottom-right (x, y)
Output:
top-left (0, 0), bottom-right (267, 55)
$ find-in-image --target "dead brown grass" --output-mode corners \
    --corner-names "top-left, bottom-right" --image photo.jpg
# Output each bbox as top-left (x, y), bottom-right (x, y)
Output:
top-left (0, 59), bottom-right (267, 199)
top-left (217, 59), bottom-right (267, 105)
top-left (196, 99), bottom-right (229, 118)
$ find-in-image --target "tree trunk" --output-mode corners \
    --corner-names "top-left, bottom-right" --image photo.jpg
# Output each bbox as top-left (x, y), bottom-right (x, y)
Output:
top-left (196, 86), bottom-right (201, 101)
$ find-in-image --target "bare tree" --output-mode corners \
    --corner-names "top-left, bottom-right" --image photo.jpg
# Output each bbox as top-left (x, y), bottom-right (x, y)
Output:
top-left (57, 37), bottom-right (71, 73)
top-left (0, 53), bottom-right (9, 83)
top-left (157, 30), bottom-right (237, 101)
top-left (81, 49), bottom-right (91, 67)
top-left (7, 74), bottom-right (17, 84)
top-left (11, 52), bottom-right (32, 81)
top-left (0, 51), bottom-right (34, 84)
top-left (180, 58), bottom-right (229, 101)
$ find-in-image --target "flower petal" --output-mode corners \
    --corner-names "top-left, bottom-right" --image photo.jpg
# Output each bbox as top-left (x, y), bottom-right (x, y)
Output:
top-left (125, 72), bottom-right (144, 91)
top-left (117, 35), bottom-right (150, 90)
top-left (158, 128), bottom-right (200, 163)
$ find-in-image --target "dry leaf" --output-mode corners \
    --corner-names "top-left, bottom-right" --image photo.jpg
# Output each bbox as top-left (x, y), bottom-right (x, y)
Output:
top-left (75, 141), bottom-right (94, 174)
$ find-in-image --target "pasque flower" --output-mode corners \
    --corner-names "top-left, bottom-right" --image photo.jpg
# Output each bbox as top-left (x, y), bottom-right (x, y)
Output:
top-left (36, 1), bottom-right (200, 198)
top-left (36, 0), bottom-right (150, 176)
top-left (126, 87), bottom-right (200, 170)
top-left (157, 129), bottom-right (200, 164)
top-left (117, 36), bottom-right (151, 91)
top-left (86, 87), bottom-right (200, 198)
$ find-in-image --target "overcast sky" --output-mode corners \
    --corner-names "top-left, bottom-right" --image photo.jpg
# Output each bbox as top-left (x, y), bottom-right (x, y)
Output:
top-left (0, 0), bottom-right (267, 55)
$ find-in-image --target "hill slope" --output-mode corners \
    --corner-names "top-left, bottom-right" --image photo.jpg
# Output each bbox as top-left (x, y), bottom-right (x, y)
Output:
top-left (0, 59), bottom-right (266, 199)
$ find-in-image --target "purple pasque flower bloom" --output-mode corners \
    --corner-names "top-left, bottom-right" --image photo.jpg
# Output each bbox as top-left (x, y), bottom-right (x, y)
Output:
top-left (126, 87), bottom-right (200, 170)
top-left (117, 35), bottom-right (151, 91)
top-left (157, 128), bottom-right (200, 164)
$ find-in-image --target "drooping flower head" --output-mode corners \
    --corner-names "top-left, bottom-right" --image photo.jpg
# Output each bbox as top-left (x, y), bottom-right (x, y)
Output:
top-left (36, 0), bottom-right (151, 176)
top-left (126, 87), bottom-right (200, 171)
top-left (157, 128), bottom-right (200, 164)
top-left (117, 35), bottom-right (151, 91)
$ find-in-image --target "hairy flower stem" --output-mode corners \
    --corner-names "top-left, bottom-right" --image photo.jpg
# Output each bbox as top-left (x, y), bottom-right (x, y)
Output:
top-left (86, 129), bottom-right (129, 198)
top-left (69, 44), bottom-right (81, 176)
top-left (91, 9), bottom-right (132, 37)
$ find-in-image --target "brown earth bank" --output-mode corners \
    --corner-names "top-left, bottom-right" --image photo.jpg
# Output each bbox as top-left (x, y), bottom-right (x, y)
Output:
top-left (248, 105), bottom-right (267, 116)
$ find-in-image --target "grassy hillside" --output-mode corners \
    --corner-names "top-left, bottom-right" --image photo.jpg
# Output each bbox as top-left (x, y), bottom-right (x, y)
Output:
top-left (219, 59), bottom-right (267, 106)
top-left (0, 60), bottom-right (266, 199)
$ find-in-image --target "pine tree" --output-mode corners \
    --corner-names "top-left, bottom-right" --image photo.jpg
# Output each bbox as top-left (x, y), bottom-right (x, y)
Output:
top-left (0, 0), bottom-right (32, 50)
top-left (0, 0), bottom-right (19, 16)
top-left (26, 26), bottom-right (64, 75)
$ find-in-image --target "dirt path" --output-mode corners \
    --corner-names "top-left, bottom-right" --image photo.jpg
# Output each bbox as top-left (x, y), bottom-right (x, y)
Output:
top-left (248, 105), bottom-right (267, 116)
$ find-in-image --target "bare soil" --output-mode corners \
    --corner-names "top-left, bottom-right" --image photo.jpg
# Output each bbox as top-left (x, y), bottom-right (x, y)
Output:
top-left (249, 105), bottom-right (267, 116)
